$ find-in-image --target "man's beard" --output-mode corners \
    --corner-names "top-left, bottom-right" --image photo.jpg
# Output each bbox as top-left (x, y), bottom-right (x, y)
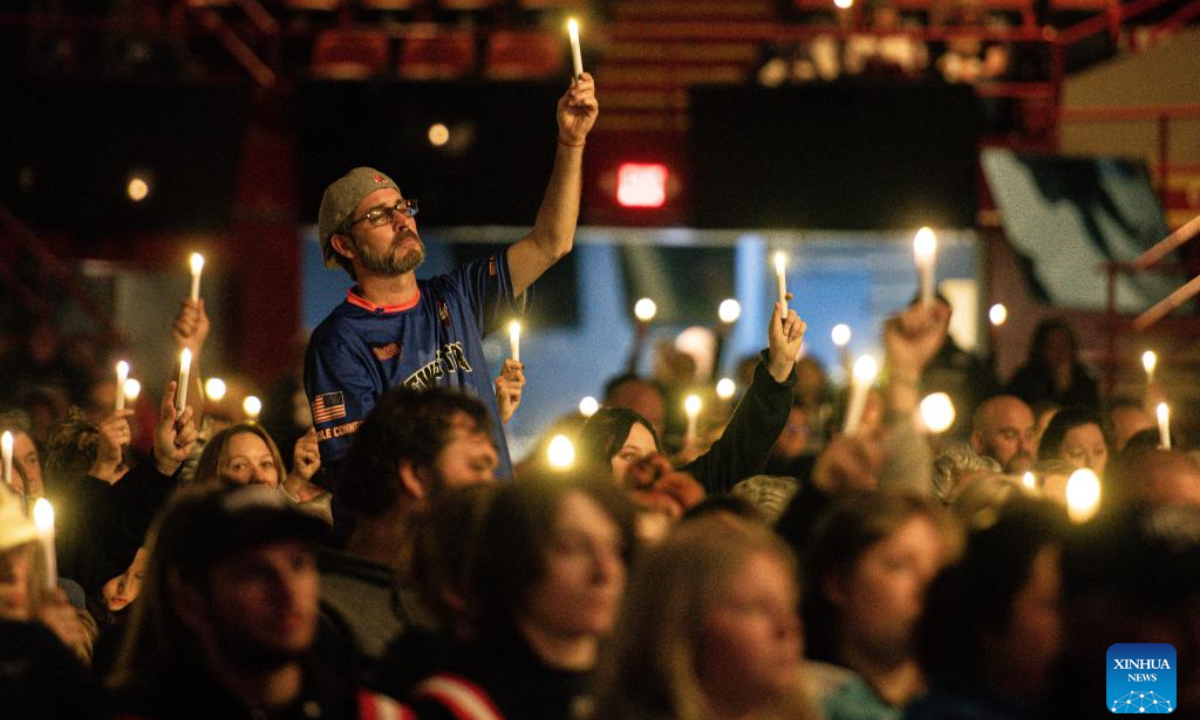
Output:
top-left (356, 230), bottom-right (425, 276)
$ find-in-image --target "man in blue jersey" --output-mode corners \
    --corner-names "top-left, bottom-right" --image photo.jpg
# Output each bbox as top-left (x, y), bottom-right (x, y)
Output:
top-left (306, 74), bottom-right (599, 478)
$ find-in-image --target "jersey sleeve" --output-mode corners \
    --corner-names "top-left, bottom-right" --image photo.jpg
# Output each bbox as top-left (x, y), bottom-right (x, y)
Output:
top-left (448, 250), bottom-right (529, 337)
top-left (304, 331), bottom-right (379, 464)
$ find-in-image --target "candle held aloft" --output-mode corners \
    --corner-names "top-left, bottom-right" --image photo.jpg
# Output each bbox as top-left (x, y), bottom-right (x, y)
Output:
top-left (718, 299), bottom-right (741, 325)
top-left (919, 392), bottom-right (956, 434)
top-left (243, 395), bottom-right (262, 421)
top-left (843, 355), bottom-right (878, 436)
top-left (176, 349), bottom-right (192, 411)
top-left (1157, 402), bottom-right (1171, 450)
top-left (989, 303), bottom-right (1008, 327)
top-left (579, 396), bottom-right (599, 418)
top-left (716, 378), bottom-right (736, 400)
top-left (773, 252), bottom-right (788, 311)
top-left (115, 361), bottom-right (130, 411)
top-left (32, 498), bottom-right (57, 591)
top-left (1142, 350), bottom-right (1157, 383)
top-left (634, 298), bottom-right (657, 323)
top-left (547, 435), bottom-right (576, 469)
top-left (1065, 468), bottom-right (1101, 524)
top-left (189, 253), bottom-right (205, 303)
top-left (509, 321), bottom-right (521, 363)
top-left (831, 324), bottom-right (851, 348)
top-left (684, 394), bottom-right (702, 445)
top-left (566, 19), bottom-right (584, 80)
top-left (913, 227), bottom-right (937, 308)
top-left (123, 378), bottom-right (141, 405)
top-left (1, 431), bottom-right (12, 490)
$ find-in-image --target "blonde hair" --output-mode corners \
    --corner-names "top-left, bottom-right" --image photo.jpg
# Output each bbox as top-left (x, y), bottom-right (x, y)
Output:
top-left (592, 517), bottom-right (816, 720)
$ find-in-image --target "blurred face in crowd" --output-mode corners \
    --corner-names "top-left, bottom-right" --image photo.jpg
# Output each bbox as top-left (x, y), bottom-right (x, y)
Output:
top-left (102, 547), bottom-right (149, 613)
top-left (828, 516), bottom-right (948, 664)
top-left (7, 431), bottom-right (44, 497)
top-left (185, 541), bottom-right (319, 669)
top-left (972, 397), bottom-right (1037, 473)
top-left (521, 491), bottom-right (626, 644)
top-left (219, 432), bottom-right (279, 488)
top-left (1057, 422), bottom-right (1108, 477)
top-left (606, 380), bottom-right (666, 440)
top-left (432, 412), bottom-right (499, 489)
top-left (0, 543), bottom-right (34, 620)
top-left (696, 551), bottom-right (803, 715)
top-left (344, 188), bottom-right (424, 277)
top-left (772, 406), bottom-right (811, 460)
top-left (611, 422), bottom-right (658, 484)
top-left (1110, 405), bottom-right (1153, 452)
top-left (986, 546), bottom-right (1063, 696)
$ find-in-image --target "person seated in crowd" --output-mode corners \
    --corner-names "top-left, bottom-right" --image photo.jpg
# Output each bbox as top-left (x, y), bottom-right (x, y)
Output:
top-left (404, 474), bottom-right (636, 720)
top-left (1036, 406), bottom-right (1109, 478)
top-left (933, 0), bottom-right (1011, 84)
top-left (969, 395), bottom-right (1037, 473)
top-left (1107, 397), bottom-right (1155, 453)
top-left (911, 498), bottom-right (1067, 720)
top-left (1005, 318), bottom-right (1100, 412)
top-left (1104, 446), bottom-right (1200, 509)
top-left (108, 484), bottom-right (402, 720)
top-left (592, 516), bottom-right (818, 720)
top-left (844, 0), bottom-right (929, 80)
top-left (42, 380), bottom-right (197, 598)
top-left (579, 300), bottom-right (805, 497)
top-left (0, 408), bottom-right (46, 497)
top-left (802, 491), bottom-right (961, 720)
top-left (930, 442), bottom-right (1001, 504)
top-left (320, 387), bottom-right (499, 675)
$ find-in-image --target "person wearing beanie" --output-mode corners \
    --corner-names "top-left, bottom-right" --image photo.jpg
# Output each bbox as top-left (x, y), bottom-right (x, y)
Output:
top-left (304, 75), bottom-right (599, 482)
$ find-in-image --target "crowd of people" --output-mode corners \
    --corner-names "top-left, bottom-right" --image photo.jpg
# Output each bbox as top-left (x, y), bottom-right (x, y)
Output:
top-left (3, 72), bottom-right (1200, 720)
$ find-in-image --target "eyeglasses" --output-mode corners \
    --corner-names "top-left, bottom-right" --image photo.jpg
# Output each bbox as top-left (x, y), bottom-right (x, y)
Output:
top-left (346, 198), bottom-right (419, 230)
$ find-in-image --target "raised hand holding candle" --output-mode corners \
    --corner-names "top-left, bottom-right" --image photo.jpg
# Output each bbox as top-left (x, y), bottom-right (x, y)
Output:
top-left (843, 355), bottom-right (878, 436)
top-left (509, 321), bottom-right (521, 363)
top-left (913, 227), bottom-right (937, 308)
top-left (684, 394), bottom-right (702, 446)
top-left (566, 19), bottom-right (584, 80)
top-left (115, 361), bottom-right (130, 411)
top-left (1, 431), bottom-right (12, 490)
top-left (1157, 402), bottom-right (1171, 450)
top-left (1142, 350), bottom-right (1157, 384)
top-left (32, 498), bottom-right (57, 590)
top-left (189, 253), bottom-right (205, 302)
top-left (176, 349), bottom-right (192, 411)
top-left (773, 252), bottom-right (788, 311)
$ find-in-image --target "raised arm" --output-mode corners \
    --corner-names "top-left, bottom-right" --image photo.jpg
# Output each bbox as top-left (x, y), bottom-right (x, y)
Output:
top-left (507, 73), bottom-right (599, 298)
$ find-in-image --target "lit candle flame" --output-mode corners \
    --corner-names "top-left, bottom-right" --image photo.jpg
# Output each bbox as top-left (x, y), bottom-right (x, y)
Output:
top-left (634, 298), bottom-right (657, 322)
top-left (831, 323), bottom-right (851, 348)
top-left (243, 395), bottom-right (262, 420)
top-left (578, 396), bottom-right (599, 418)
top-left (548, 434), bottom-right (576, 469)
top-left (716, 378), bottom-right (736, 400)
top-left (919, 392), bottom-right (956, 434)
top-left (1065, 468), bottom-right (1101, 524)
top-left (718, 299), bottom-right (741, 324)
top-left (205, 377), bottom-right (227, 402)
top-left (989, 303), bottom-right (1008, 327)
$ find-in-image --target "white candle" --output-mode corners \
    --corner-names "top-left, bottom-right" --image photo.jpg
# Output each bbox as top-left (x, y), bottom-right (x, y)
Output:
top-left (919, 392), bottom-right (955, 434)
top-left (831, 324), bottom-right (851, 348)
top-left (773, 252), bottom-right (788, 311)
top-left (913, 227), bottom-right (937, 308)
top-left (115, 361), bottom-right (130, 411)
top-left (547, 435), bottom-right (576, 469)
top-left (32, 498), bottom-right (56, 591)
top-left (716, 378), bottom-right (736, 401)
top-left (509, 320), bottom-right (521, 363)
top-left (189, 253), bottom-right (205, 302)
top-left (1, 431), bottom-right (12, 490)
top-left (634, 298), bottom-right (657, 323)
top-left (578, 396), bottom-right (599, 418)
top-left (718, 298), bottom-right (741, 325)
top-left (1065, 468), bottom-right (1101, 524)
top-left (1157, 402), bottom-right (1171, 450)
top-left (1142, 350), bottom-right (1157, 384)
top-left (176, 348), bottom-right (192, 411)
top-left (1021, 471), bottom-right (1037, 490)
top-left (243, 395), bottom-right (262, 421)
top-left (684, 394), bottom-right (702, 445)
top-left (566, 19), bottom-right (584, 79)
top-left (843, 355), bottom-right (878, 436)
top-left (123, 378), bottom-right (141, 406)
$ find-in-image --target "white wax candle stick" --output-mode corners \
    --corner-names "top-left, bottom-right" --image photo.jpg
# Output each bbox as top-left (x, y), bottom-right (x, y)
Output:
top-left (1, 431), bottom-right (12, 490)
top-left (913, 227), bottom-right (937, 308)
top-left (1157, 402), bottom-right (1171, 450)
top-left (189, 253), bottom-right (205, 302)
top-left (32, 499), bottom-right (56, 591)
top-left (115, 361), bottom-right (130, 411)
top-left (567, 19), bottom-right (584, 79)
top-left (509, 321), bottom-right (521, 363)
top-left (176, 349), bottom-right (192, 411)
top-left (773, 252), bottom-right (788, 312)
top-left (843, 355), bottom-right (878, 436)
top-left (1142, 350), bottom-right (1157, 384)
top-left (684, 395), bottom-right (702, 446)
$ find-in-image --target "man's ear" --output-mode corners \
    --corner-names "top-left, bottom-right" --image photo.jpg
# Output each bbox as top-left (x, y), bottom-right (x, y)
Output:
top-left (398, 459), bottom-right (429, 501)
top-left (330, 233), bottom-right (356, 261)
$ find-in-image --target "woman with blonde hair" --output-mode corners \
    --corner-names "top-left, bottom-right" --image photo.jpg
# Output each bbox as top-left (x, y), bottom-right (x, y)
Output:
top-left (593, 516), bottom-right (817, 720)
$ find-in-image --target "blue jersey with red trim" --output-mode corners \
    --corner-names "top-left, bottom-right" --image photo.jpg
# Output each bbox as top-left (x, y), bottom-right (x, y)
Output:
top-left (304, 251), bottom-right (523, 478)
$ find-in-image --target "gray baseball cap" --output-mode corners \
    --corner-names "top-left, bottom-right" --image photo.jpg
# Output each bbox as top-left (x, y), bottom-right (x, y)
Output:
top-left (318, 167), bottom-right (399, 269)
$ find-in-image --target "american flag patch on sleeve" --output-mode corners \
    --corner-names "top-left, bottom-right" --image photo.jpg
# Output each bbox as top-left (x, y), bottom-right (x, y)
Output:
top-left (312, 391), bottom-right (347, 423)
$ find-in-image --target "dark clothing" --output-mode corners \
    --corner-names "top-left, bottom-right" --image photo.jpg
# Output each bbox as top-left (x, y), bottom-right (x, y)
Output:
top-left (0, 620), bottom-right (110, 720)
top-left (372, 626), bottom-right (461, 703)
top-left (773, 476), bottom-right (833, 557)
top-left (905, 686), bottom-right (1039, 720)
top-left (54, 457), bottom-right (179, 595)
top-left (410, 631), bottom-right (590, 720)
top-left (681, 350), bottom-right (797, 495)
top-left (1005, 362), bottom-right (1100, 412)
top-left (114, 659), bottom-right (399, 720)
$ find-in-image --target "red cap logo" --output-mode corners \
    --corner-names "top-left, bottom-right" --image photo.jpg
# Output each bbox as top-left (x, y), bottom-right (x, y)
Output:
top-left (374, 174), bottom-right (384, 184)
